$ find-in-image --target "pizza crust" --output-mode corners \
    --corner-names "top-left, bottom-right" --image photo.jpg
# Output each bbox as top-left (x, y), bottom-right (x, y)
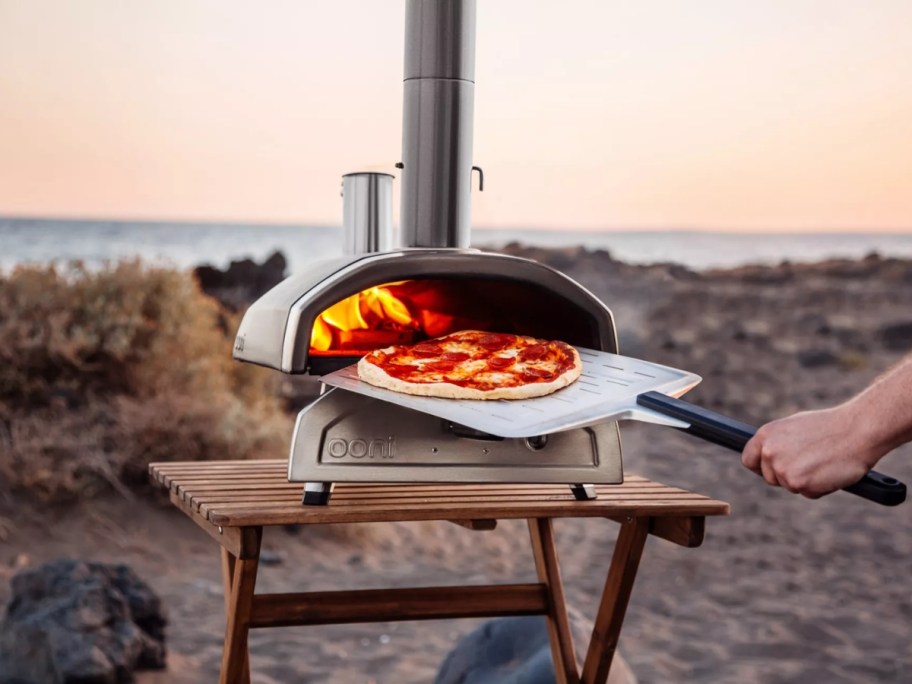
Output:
top-left (356, 339), bottom-right (582, 400)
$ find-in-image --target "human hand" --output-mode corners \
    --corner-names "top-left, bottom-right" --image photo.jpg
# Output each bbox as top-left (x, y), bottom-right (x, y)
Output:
top-left (741, 405), bottom-right (882, 499)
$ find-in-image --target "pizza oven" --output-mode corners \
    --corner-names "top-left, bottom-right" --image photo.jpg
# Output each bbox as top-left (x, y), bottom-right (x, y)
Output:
top-left (232, 0), bottom-right (625, 504)
top-left (234, 252), bottom-right (626, 504)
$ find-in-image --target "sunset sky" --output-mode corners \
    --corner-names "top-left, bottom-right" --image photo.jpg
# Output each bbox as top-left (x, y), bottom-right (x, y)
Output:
top-left (1, 0), bottom-right (910, 232)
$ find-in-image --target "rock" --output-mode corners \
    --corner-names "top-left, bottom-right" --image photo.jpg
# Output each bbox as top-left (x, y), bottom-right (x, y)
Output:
top-left (797, 349), bottom-right (839, 369)
top-left (259, 549), bottom-right (285, 566)
top-left (0, 627), bottom-right (59, 683)
top-left (0, 560), bottom-right (167, 684)
top-left (671, 328), bottom-right (699, 348)
top-left (435, 615), bottom-right (636, 684)
top-left (717, 264), bottom-right (795, 284)
top-left (880, 321), bottom-right (912, 352)
top-left (194, 250), bottom-right (287, 310)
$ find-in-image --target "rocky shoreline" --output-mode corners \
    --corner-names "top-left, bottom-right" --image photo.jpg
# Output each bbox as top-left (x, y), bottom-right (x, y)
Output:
top-left (3, 246), bottom-right (911, 683)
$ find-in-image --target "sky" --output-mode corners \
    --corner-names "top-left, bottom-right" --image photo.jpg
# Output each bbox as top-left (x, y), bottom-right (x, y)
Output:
top-left (1, 0), bottom-right (911, 232)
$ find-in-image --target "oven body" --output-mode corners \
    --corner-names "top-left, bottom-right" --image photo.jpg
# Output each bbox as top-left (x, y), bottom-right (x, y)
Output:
top-left (233, 249), bottom-right (625, 502)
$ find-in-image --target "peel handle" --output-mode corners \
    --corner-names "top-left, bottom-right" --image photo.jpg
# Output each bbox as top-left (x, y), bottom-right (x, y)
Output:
top-left (636, 391), bottom-right (906, 507)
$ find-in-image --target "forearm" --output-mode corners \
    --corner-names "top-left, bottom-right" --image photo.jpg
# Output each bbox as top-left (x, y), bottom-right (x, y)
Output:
top-left (846, 354), bottom-right (912, 465)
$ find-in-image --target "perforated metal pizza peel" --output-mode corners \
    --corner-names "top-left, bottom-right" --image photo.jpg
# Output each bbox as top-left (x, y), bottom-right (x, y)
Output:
top-left (320, 347), bottom-right (701, 439)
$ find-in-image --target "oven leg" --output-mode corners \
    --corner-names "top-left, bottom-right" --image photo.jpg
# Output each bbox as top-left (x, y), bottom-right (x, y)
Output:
top-left (302, 482), bottom-right (334, 505)
top-left (570, 484), bottom-right (597, 501)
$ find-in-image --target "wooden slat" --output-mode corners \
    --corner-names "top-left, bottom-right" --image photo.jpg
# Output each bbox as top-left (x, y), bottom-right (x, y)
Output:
top-left (172, 482), bottom-right (653, 498)
top-left (186, 489), bottom-right (696, 503)
top-left (182, 484), bottom-right (686, 500)
top-left (200, 493), bottom-right (708, 506)
top-left (154, 461), bottom-right (285, 470)
top-left (169, 479), bottom-right (654, 491)
top-left (248, 583), bottom-right (549, 628)
top-left (149, 462), bottom-right (730, 528)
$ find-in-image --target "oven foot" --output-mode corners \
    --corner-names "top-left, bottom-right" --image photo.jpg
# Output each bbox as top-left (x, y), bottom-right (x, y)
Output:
top-left (302, 482), bottom-right (334, 506)
top-left (570, 484), bottom-right (597, 501)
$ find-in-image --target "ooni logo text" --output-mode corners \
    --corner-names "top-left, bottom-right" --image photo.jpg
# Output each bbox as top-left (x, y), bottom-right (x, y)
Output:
top-left (326, 437), bottom-right (396, 460)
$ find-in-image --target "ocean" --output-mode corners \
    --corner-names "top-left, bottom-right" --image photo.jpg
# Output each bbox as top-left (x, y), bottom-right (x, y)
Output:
top-left (3, 217), bottom-right (912, 273)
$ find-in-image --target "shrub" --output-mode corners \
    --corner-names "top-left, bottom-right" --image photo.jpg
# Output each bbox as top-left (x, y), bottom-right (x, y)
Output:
top-left (0, 261), bottom-right (291, 504)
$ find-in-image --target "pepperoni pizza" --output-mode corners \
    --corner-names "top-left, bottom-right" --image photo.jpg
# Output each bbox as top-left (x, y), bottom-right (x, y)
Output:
top-left (356, 330), bottom-right (582, 400)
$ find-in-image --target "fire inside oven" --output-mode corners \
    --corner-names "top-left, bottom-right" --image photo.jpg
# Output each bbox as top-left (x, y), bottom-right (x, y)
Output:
top-left (308, 278), bottom-right (596, 359)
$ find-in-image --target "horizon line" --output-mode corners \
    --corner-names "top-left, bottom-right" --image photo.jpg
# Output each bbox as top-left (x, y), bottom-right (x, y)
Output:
top-left (2, 213), bottom-right (911, 236)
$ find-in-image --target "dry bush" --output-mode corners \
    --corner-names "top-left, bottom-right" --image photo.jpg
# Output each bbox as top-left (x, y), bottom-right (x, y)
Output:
top-left (0, 261), bottom-right (290, 504)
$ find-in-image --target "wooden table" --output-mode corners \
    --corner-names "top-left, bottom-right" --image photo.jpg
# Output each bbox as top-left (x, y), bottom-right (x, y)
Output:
top-left (150, 460), bottom-right (729, 684)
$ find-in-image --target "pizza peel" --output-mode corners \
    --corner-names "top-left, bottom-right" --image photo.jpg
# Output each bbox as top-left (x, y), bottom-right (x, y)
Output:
top-left (320, 346), bottom-right (906, 506)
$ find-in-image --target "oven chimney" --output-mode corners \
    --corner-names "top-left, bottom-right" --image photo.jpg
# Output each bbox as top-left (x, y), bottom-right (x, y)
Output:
top-left (341, 172), bottom-right (394, 255)
top-left (400, 0), bottom-right (476, 249)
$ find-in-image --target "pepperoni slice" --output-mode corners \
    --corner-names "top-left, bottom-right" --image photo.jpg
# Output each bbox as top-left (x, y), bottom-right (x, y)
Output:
top-left (522, 367), bottom-right (557, 381)
top-left (488, 356), bottom-right (514, 369)
top-left (412, 343), bottom-right (444, 358)
top-left (425, 360), bottom-right (456, 373)
top-left (442, 351), bottom-right (471, 362)
top-left (518, 344), bottom-right (548, 362)
top-left (478, 333), bottom-right (514, 351)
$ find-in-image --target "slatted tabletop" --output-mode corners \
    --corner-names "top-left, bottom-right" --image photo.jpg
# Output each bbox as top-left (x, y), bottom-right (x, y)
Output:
top-left (150, 460), bottom-right (730, 527)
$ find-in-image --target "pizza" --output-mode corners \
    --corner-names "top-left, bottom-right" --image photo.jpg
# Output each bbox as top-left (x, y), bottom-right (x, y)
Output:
top-left (356, 330), bottom-right (582, 400)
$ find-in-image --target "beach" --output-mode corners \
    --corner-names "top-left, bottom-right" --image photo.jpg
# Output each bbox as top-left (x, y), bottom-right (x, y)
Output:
top-left (2, 245), bottom-right (911, 683)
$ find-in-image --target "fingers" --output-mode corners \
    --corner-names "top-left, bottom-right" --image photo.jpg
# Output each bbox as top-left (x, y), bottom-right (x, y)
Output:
top-left (759, 453), bottom-right (781, 487)
top-left (742, 430), bottom-right (780, 487)
top-left (741, 414), bottom-right (853, 499)
top-left (741, 435), bottom-right (762, 476)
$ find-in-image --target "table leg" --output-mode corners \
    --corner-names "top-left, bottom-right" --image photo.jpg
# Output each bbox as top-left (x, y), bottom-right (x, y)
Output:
top-left (528, 518), bottom-right (580, 684)
top-left (219, 528), bottom-right (262, 684)
top-left (220, 548), bottom-right (237, 618)
top-left (581, 517), bottom-right (649, 684)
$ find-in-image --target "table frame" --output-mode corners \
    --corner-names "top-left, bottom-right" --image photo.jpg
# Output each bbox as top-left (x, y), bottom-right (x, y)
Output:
top-left (151, 461), bottom-right (728, 684)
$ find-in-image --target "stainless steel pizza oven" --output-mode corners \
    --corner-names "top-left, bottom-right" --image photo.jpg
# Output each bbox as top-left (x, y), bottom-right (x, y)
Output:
top-left (233, 0), bottom-right (625, 504)
top-left (234, 248), bottom-right (626, 504)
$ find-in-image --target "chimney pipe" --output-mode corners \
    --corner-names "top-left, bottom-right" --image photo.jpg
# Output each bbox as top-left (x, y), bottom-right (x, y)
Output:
top-left (341, 172), bottom-right (394, 255)
top-left (400, 0), bottom-right (476, 249)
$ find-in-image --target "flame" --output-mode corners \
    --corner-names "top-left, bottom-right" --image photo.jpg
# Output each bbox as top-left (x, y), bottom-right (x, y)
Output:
top-left (362, 286), bottom-right (413, 326)
top-left (310, 279), bottom-right (498, 356)
top-left (310, 282), bottom-right (419, 353)
top-left (310, 316), bottom-right (333, 352)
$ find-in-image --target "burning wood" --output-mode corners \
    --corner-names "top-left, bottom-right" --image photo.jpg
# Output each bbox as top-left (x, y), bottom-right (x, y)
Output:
top-left (309, 280), bottom-right (488, 355)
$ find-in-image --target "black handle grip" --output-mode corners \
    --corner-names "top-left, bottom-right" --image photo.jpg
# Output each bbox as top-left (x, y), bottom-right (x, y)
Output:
top-left (636, 391), bottom-right (907, 507)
